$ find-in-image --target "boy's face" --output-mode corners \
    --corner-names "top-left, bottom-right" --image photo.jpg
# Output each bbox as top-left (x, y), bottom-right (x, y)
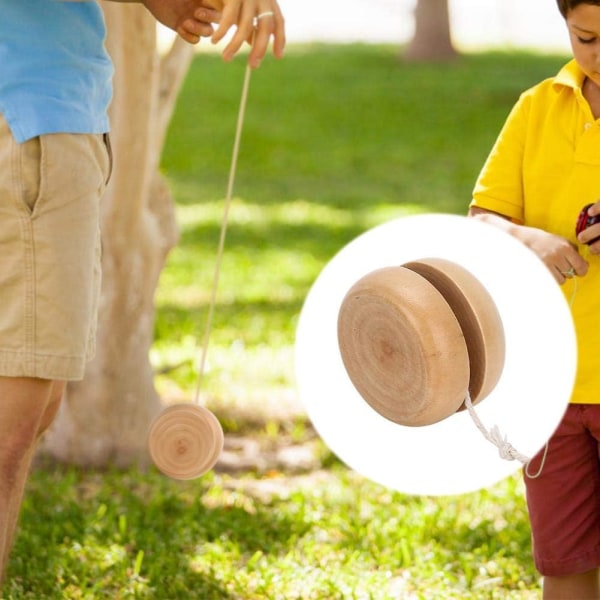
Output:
top-left (566, 3), bottom-right (600, 87)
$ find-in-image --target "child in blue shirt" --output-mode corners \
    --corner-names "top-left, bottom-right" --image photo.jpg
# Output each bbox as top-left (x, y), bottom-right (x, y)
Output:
top-left (0, 0), bottom-right (284, 583)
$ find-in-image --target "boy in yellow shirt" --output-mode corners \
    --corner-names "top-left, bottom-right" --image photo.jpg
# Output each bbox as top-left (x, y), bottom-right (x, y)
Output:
top-left (469, 1), bottom-right (600, 597)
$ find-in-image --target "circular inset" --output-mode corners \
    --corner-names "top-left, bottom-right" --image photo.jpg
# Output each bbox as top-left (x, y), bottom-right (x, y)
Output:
top-left (295, 214), bottom-right (576, 495)
top-left (148, 404), bottom-right (224, 480)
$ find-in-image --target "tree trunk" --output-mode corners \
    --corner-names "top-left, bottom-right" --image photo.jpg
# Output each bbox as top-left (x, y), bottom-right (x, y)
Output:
top-left (39, 5), bottom-right (194, 468)
top-left (405, 0), bottom-right (458, 62)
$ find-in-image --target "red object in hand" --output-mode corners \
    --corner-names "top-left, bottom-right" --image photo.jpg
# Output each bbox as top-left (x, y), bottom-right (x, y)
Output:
top-left (576, 204), bottom-right (600, 245)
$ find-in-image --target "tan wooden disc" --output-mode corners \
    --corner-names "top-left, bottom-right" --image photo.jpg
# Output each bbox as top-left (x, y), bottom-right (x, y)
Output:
top-left (148, 404), bottom-right (224, 480)
top-left (337, 259), bottom-right (505, 427)
top-left (338, 265), bottom-right (470, 426)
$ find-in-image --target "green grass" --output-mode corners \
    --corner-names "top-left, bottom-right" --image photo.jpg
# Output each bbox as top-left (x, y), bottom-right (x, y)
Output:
top-left (7, 465), bottom-right (538, 599)
top-left (5, 44), bottom-right (569, 598)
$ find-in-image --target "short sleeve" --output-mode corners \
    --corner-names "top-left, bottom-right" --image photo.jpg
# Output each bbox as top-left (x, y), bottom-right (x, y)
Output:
top-left (470, 92), bottom-right (532, 223)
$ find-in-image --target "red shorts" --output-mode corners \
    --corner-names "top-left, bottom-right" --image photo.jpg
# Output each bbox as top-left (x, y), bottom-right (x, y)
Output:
top-left (524, 404), bottom-right (600, 576)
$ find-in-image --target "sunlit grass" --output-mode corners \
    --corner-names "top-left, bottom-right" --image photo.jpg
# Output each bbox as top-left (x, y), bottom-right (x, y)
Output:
top-left (8, 466), bottom-right (538, 599)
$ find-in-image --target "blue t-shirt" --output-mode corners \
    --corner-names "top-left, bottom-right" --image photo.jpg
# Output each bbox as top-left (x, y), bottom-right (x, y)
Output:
top-left (0, 0), bottom-right (114, 143)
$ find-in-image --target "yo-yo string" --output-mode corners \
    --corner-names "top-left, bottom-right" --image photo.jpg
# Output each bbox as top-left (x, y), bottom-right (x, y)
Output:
top-left (194, 61), bottom-right (253, 406)
top-left (568, 269), bottom-right (579, 308)
top-left (566, 243), bottom-right (590, 307)
top-left (464, 245), bottom-right (590, 478)
top-left (464, 391), bottom-right (530, 464)
top-left (465, 392), bottom-right (549, 479)
top-left (463, 391), bottom-right (550, 480)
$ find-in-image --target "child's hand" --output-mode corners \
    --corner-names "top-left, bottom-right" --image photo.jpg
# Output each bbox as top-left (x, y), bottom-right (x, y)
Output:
top-left (515, 226), bottom-right (588, 285)
top-left (468, 207), bottom-right (588, 285)
top-left (576, 200), bottom-right (600, 254)
top-left (210, 0), bottom-right (285, 69)
top-left (141, 0), bottom-right (221, 44)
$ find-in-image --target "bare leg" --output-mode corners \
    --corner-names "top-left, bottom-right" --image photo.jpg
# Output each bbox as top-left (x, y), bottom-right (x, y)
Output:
top-left (0, 377), bottom-right (64, 582)
top-left (543, 568), bottom-right (600, 599)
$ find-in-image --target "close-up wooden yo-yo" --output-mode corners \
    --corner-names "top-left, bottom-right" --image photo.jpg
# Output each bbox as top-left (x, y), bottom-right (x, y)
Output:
top-left (147, 404), bottom-right (224, 480)
top-left (337, 257), bottom-right (505, 427)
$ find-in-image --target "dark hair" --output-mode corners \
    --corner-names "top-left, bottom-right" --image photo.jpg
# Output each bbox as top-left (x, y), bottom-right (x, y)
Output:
top-left (557, 0), bottom-right (600, 17)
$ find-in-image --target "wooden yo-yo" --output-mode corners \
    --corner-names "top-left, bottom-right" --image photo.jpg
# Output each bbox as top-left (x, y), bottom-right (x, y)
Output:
top-left (148, 404), bottom-right (224, 480)
top-left (337, 258), bottom-right (505, 427)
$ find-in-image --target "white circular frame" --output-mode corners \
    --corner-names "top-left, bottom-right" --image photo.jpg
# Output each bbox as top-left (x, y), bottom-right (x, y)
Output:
top-left (295, 214), bottom-right (577, 495)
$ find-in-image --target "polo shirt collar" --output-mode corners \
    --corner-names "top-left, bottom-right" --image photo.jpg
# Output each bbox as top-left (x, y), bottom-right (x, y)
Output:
top-left (553, 59), bottom-right (586, 91)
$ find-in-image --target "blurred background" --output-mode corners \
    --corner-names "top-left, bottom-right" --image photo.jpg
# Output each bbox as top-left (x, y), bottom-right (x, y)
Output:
top-left (159, 0), bottom-right (572, 52)
top-left (279, 0), bottom-right (570, 51)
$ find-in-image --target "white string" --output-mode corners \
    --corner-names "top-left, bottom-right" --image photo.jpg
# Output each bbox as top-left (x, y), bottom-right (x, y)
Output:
top-left (464, 392), bottom-right (530, 463)
top-left (462, 248), bottom-right (588, 476)
top-left (193, 62), bottom-right (253, 406)
top-left (464, 392), bottom-right (549, 479)
top-left (524, 442), bottom-right (548, 480)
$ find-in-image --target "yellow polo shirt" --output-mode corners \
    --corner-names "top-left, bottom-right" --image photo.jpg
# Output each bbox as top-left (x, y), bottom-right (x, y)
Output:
top-left (471, 60), bottom-right (600, 404)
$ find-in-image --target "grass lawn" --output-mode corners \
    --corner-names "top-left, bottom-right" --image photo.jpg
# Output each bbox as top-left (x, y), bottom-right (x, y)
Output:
top-left (5, 44), bottom-right (569, 599)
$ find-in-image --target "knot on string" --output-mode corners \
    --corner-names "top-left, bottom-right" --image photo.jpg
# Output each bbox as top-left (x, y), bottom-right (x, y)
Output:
top-left (464, 392), bottom-right (530, 464)
top-left (488, 425), bottom-right (524, 461)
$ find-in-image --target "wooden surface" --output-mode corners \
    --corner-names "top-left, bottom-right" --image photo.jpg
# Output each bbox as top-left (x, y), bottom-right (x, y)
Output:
top-left (337, 259), bottom-right (505, 427)
top-left (148, 404), bottom-right (224, 480)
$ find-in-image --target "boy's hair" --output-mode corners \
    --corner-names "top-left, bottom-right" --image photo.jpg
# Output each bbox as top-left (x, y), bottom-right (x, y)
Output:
top-left (557, 0), bottom-right (600, 17)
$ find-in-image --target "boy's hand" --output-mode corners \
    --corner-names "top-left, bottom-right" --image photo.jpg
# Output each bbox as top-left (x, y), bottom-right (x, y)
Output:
top-left (210, 0), bottom-right (285, 69)
top-left (577, 200), bottom-right (600, 254)
top-left (469, 207), bottom-right (588, 285)
top-left (141, 0), bottom-right (221, 44)
top-left (515, 226), bottom-right (588, 285)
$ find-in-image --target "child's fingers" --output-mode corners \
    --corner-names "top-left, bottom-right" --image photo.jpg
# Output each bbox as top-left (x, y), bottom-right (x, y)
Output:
top-left (551, 244), bottom-right (588, 284)
top-left (248, 13), bottom-right (275, 67)
top-left (194, 7), bottom-right (222, 25)
top-left (577, 222), bottom-right (600, 246)
top-left (179, 17), bottom-right (215, 43)
top-left (248, 5), bottom-right (285, 67)
top-left (210, 0), bottom-right (285, 66)
top-left (572, 253), bottom-right (589, 276)
top-left (177, 23), bottom-right (209, 44)
top-left (211, 0), bottom-right (243, 45)
top-left (271, 5), bottom-right (286, 58)
top-left (588, 200), bottom-right (600, 217)
top-left (585, 229), bottom-right (600, 255)
top-left (220, 0), bottom-right (257, 61)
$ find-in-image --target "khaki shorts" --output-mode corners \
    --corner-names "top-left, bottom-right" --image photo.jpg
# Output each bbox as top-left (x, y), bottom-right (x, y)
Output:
top-left (0, 114), bottom-right (111, 381)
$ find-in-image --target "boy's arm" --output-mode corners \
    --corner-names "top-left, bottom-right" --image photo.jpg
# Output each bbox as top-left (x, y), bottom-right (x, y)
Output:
top-left (468, 206), bottom-right (588, 285)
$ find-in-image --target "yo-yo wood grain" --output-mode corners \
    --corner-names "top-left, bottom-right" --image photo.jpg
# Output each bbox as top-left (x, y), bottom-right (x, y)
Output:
top-left (147, 404), bottom-right (224, 480)
top-left (337, 266), bottom-right (469, 427)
